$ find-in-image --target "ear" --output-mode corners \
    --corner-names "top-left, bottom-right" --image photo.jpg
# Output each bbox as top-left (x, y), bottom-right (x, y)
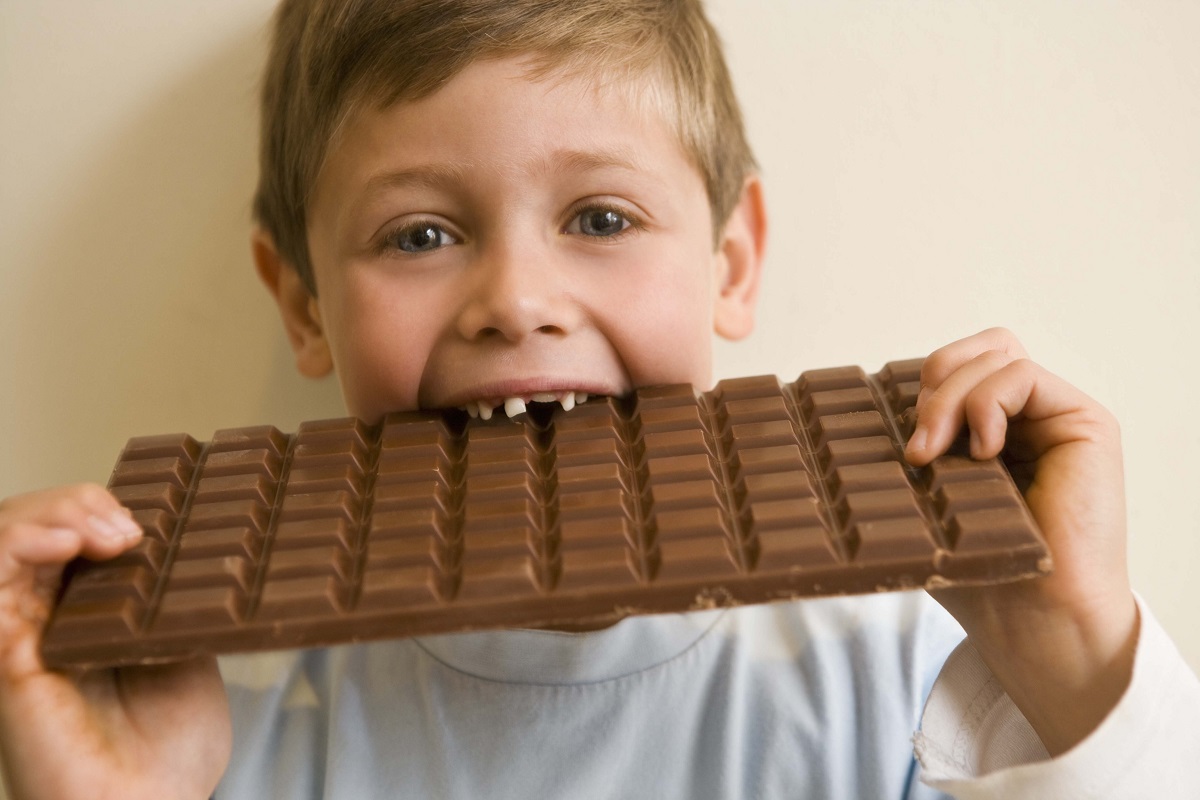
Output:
top-left (712, 175), bottom-right (768, 340)
top-left (251, 227), bottom-right (334, 378)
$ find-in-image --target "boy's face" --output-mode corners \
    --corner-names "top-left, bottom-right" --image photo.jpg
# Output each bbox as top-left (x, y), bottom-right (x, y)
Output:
top-left (265, 57), bottom-right (763, 422)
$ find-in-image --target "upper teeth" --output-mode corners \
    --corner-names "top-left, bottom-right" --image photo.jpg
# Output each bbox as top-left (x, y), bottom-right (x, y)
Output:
top-left (460, 391), bottom-right (590, 419)
top-left (504, 397), bottom-right (527, 418)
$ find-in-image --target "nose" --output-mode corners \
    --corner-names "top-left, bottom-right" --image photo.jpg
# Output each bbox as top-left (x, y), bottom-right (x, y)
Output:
top-left (454, 238), bottom-right (579, 343)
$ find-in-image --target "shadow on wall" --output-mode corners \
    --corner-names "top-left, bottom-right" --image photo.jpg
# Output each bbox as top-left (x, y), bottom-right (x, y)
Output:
top-left (11, 22), bottom-right (344, 493)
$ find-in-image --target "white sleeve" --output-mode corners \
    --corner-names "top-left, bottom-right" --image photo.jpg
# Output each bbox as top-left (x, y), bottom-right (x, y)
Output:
top-left (912, 595), bottom-right (1200, 798)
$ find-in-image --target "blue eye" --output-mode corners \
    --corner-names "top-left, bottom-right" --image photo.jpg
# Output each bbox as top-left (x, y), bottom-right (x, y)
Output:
top-left (568, 206), bottom-right (635, 238)
top-left (385, 222), bottom-right (457, 253)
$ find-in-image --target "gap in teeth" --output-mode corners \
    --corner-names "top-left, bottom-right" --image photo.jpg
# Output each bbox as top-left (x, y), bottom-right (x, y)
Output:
top-left (460, 391), bottom-right (591, 419)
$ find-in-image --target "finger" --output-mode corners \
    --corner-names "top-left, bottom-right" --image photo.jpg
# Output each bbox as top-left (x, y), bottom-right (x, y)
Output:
top-left (916, 327), bottom-right (1030, 414)
top-left (0, 523), bottom-right (137, 604)
top-left (0, 485), bottom-right (141, 561)
top-left (906, 349), bottom-right (1016, 464)
top-left (962, 358), bottom-right (1116, 461)
top-left (0, 483), bottom-right (125, 527)
top-left (0, 523), bottom-right (83, 574)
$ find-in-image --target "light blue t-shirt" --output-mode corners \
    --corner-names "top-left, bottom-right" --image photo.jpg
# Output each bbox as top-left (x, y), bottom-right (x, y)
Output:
top-left (217, 592), bottom-right (964, 799)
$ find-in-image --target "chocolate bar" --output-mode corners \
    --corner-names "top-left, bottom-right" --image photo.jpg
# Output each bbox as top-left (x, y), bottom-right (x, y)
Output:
top-left (41, 359), bottom-right (1050, 669)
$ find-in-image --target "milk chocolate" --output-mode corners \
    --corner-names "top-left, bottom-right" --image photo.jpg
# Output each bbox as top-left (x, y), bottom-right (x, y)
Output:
top-left (41, 359), bottom-right (1049, 668)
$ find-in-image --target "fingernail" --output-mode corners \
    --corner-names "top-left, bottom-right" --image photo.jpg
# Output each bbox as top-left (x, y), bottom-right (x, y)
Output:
top-left (89, 514), bottom-right (140, 542)
top-left (88, 514), bottom-right (119, 538)
top-left (110, 510), bottom-right (142, 538)
top-left (907, 427), bottom-right (928, 454)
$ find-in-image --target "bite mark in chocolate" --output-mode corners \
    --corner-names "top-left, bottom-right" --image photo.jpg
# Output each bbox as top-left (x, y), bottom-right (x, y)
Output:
top-left (41, 358), bottom-right (1049, 669)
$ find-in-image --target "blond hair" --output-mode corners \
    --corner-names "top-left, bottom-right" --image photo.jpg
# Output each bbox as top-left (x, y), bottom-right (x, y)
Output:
top-left (254, 0), bottom-right (757, 293)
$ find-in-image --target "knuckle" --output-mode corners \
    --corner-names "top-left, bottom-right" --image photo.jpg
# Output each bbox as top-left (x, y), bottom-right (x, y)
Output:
top-left (984, 325), bottom-right (1016, 341)
top-left (1107, 414), bottom-right (1123, 445)
top-left (962, 389), bottom-right (992, 418)
top-left (47, 496), bottom-right (84, 523)
top-left (1085, 402), bottom-right (1121, 437)
top-left (921, 384), bottom-right (956, 418)
top-left (975, 349), bottom-right (1014, 370)
top-left (942, 349), bottom-right (1012, 387)
top-left (1008, 356), bottom-right (1038, 379)
top-left (1008, 358), bottom-right (1048, 393)
top-left (1078, 414), bottom-right (1118, 448)
top-left (72, 482), bottom-right (112, 507)
top-left (920, 348), bottom-right (952, 386)
top-left (986, 326), bottom-right (1030, 357)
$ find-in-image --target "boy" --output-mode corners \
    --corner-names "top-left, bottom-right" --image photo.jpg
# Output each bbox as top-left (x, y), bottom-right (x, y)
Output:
top-left (0, 0), bottom-right (1196, 797)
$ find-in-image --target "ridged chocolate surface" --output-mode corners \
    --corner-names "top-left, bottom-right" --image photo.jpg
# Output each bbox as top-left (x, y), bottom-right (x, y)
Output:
top-left (41, 360), bottom-right (1050, 668)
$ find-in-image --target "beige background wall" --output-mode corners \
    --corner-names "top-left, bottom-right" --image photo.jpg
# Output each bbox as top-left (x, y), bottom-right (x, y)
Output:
top-left (1, 0), bottom-right (1196, 716)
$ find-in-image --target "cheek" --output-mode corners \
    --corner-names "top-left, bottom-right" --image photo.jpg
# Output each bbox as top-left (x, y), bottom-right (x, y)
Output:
top-left (324, 278), bottom-right (442, 420)
top-left (596, 253), bottom-right (716, 388)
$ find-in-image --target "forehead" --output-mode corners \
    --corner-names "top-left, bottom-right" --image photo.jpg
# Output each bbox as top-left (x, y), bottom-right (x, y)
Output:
top-left (310, 57), bottom-right (706, 223)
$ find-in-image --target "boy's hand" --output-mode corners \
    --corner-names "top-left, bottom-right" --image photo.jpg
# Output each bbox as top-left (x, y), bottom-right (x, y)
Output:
top-left (904, 328), bottom-right (1139, 757)
top-left (0, 484), bottom-right (229, 800)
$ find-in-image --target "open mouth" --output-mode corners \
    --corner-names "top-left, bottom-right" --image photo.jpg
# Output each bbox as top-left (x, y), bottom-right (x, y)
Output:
top-left (459, 390), bottom-right (590, 420)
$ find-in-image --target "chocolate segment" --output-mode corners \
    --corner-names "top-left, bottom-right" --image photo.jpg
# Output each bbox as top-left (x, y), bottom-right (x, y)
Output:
top-left (41, 359), bottom-right (1049, 668)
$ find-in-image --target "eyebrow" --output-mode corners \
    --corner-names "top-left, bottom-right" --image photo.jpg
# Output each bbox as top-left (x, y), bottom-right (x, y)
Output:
top-left (360, 161), bottom-right (474, 196)
top-left (545, 147), bottom-right (644, 176)
top-left (358, 147), bottom-right (647, 199)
